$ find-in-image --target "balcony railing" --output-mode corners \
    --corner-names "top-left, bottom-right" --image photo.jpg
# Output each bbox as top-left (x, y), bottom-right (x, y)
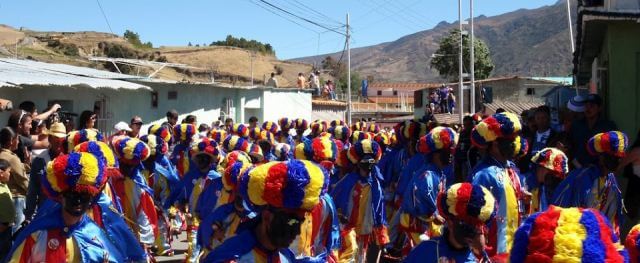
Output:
top-left (579, 0), bottom-right (640, 12)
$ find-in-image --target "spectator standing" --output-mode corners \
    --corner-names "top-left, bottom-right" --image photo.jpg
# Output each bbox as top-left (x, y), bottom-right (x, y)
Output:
top-left (198, 123), bottom-right (210, 139)
top-left (224, 118), bottom-right (234, 133)
top-left (110, 121), bottom-right (131, 146)
top-left (619, 129), bottom-right (640, 230)
top-left (129, 116), bottom-right (143, 138)
top-left (77, 110), bottom-right (97, 130)
top-left (296, 72), bottom-right (306, 89)
top-left (248, 116), bottom-right (258, 129)
top-left (324, 80), bottom-right (336, 100)
top-left (0, 159), bottom-right (14, 260)
top-left (24, 122), bottom-right (66, 221)
top-left (309, 71), bottom-right (321, 95)
top-left (18, 100), bottom-right (61, 121)
top-left (0, 127), bottom-right (26, 233)
top-left (569, 94), bottom-right (617, 168)
top-left (454, 116), bottom-right (474, 183)
top-left (439, 85), bottom-right (450, 113)
top-left (164, 109), bottom-right (179, 130)
top-left (447, 92), bottom-right (456, 114)
top-left (266, 72), bottom-right (278, 88)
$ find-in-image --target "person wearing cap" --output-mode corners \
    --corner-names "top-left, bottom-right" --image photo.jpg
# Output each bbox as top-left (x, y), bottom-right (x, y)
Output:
top-left (140, 134), bottom-right (179, 256)
top-left (24, 122), bottom-right (66, 221)
top-left (197, 152), bottom-right (255, 256)
top-left (294, 118), bottom-right (309, 144)
top-left (292, 137), bottom-right (341, 262)
top-left (331, 139), bottom-right (389, 262)
top-left (569, 94), bottom-right (617, 168)
top-left (110, 121), bottom-right (132, 148)
top-left (404, 183), bottom-right (497, 263)
top-left (273, 143), bottom-right (292, 161)
top-left (130, 116), bottom-right (143, 138)
top-left (203, 159), bottom-right (328, 263)
top-left (510, 206), bottom-right (628, 263)
top-left (469, 112), bottom-right (525, 257)
top-left (552, 131), bottom-right (627, 234)
top-left (277, 118), bottom-right (296, 151)
top-left (522, 147), bottom-right (568, 214)
top-left (396, 127), bottom-right (458, 254)
top-left (111, 137), bottom-right (159, 256)
top-left (6, 152), bottom-right (129, 262)
top-left (171, 123), bottom-right (197, 179)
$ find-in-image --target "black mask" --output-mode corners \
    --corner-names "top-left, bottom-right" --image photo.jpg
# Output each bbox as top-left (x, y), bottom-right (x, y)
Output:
top-left (451, 221), bottom-right (479, 247)
top-left (62, 191), bottom-right (93, 217)
top-left (438, 151), bottom-right (453, 166)
top-left (266, 209), bottom-right (303, 248)
top-left (497, 138), bottom-right (516, 160)
top-left (601, 154), bottom-right (620, 172)
top-left (195, 154), bottom-right (212, 171)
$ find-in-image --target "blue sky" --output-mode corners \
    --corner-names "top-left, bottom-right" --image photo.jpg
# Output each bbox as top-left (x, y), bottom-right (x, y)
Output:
top-left (0, 0), bottom-right (558, 59)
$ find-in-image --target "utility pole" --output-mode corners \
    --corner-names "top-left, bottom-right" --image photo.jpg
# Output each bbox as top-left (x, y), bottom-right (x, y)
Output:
top-left (470, 0), bottom-right (476, 114)
top-left (565, 0), bottom-right (578, 93)
top-left (346, 13), bottom-right (352, 125)
top-left (250, 51), bottom-right (256, 86)
top-left (458, 0), bottom-right (464, 124)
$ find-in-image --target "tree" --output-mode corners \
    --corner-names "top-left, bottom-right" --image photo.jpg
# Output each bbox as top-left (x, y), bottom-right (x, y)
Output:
top-left (188, 42), bottom-right (193, 47)
top-left (123, 30), bottom-right (153, 49)
top-left (430, 29), bottom-right (494, 81)
top-left (321, 56), bottom-right (361, 97)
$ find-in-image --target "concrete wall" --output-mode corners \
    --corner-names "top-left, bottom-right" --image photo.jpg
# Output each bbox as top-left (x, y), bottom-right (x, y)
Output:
top-left (605, 21), bottom-right (640, 141)
top-left (262, 89), bottom-right (312, 123)
top-left (312, 105), bottom-right (346, 121)
top-left (0, 83), bottom-right (313, 136)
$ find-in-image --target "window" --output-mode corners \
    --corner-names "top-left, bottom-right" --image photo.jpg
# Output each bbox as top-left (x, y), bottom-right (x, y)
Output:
top-left (151, 91), bottom-right (158, 108)
top-left (168, 91), bottom-right (178, 100)
top-left (526, 88), bottom-right (535, 96)
top-left (393, 90), bottom-right (398, 96)
top-left (377, 90), bottom-right (382, 96)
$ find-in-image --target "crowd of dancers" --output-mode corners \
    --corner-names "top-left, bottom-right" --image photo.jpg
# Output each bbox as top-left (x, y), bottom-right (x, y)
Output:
top-left (2, 109), bottom-right (640, 263)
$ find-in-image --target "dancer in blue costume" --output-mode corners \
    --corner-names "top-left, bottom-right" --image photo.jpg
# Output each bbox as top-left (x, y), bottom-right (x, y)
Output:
top-left (6, 152), bottom-right (134, 262)
top-left (522, 147), bottom-right (568, 215)
top-left (203, 159), bottom-right (328, 263)
top-left (469, 112), bottom-right (524, 258)
top-left (397, 127), bottom-right (458, 255)
top-left (404, 183), bottom-right (496, 263)
top-left (552, 131), bottom-right (627, 235)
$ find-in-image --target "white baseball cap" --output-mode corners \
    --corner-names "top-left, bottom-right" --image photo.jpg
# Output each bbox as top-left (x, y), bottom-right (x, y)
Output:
top-left (114, 121), bottom-right (132, 132)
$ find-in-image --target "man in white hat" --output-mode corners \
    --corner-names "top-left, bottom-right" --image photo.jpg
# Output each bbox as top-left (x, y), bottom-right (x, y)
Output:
top-left (109, 121), bottom-right (132, 147)
top-left (24, 122), bottom-right (67, 221)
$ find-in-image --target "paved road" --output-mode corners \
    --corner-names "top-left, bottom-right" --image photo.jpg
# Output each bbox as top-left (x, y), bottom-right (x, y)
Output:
top-left (156, 232), bottom-right (189, 263)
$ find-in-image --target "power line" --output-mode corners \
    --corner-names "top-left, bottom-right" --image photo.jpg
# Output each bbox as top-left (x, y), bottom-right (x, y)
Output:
top-left (285, 0), bottom-right (342, 25)
top-left (256, 0), bottom-right (346, 36)
top-left (248, 0), bottom-right (320, 33)
top-left (95, 0), bottom-right (114, 34)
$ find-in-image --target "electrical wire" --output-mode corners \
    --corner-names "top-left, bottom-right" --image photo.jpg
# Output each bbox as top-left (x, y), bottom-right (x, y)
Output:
top-left (256, 0), bottom-right (346, 36)
top-left (95, 0), bottom-right (114, 34)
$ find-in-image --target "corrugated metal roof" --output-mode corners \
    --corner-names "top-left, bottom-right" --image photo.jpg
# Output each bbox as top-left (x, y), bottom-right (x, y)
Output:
top-left (483, 101), bottom-right (544, 115)
top-left (0, 59), bottom-right (151, 90)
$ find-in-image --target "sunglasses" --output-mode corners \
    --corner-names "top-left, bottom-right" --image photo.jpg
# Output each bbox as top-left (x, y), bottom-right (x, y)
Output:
top-left (132, 122), bottom-right (143, 126)
top-left (18, 110), bottom-right (27, 123)
top-left (90, 116), bottom-right (97, 120)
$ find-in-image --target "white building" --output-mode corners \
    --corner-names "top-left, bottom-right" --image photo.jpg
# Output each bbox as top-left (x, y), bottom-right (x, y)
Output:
top-left (0, 58), bottom-right (312, 133)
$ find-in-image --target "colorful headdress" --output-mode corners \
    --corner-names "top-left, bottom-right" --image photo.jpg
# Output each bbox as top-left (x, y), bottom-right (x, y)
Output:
top-left (437, 183), bottom-right (496, 226)
top-left (510, 206), bottom-right (628, 263)
top-left (248, 143), bottom-right (264, 162)
top-left (74, 141), bottom-right (118, 168)
top-left (531, 147), bottom-right (569, 177)
top-left (209, 129), bottom-right (228, 144)
top-left (278, 117), bottom-right (294, 130)
top-left (112, 137), bottom-right (151, 165)
top-left (373, 132), bottom-right (391, 149)
top-left (514, 135), bottom-right (529, 158)
top-left (348, 139), bottom-right (382, 164)
top-left (44, 152), bottom-right (107, 199)
top-left (249, 127), bottom-right (264, 141)
top-left (274, 143), bottom-right (291, 161)
top-left (190, 137), bottom-right (220, 161)
top-left (310, 121), bottom-right (327, 137)
top-left (401, 121), bottom-right (428, 142)
top-left (329, 125), bottom-right (352, 143)
top-left (417, 127), bottom-right (458, 155)
top-left (350, 130), bottom-right (373, 144)
top-left (255, 130), bottom-right (276, 146)
top-left (330, 120), bottom-right (345, 127)
top-left (231, 123), bottom-right (249, 138)
top-left (336, 148), bottom-right (352, 169)
top-left (294, 118), bottom-right (309, 131)
top-left (238, 159), bottom-right (327, 211)
top-left (223, 135), bottom-right (250, 153)
top-left (222, 161), bottom-right (252, 191)
top-left (220, 150), bottom-right (252, 170)
top-left (471, 113), bottom-right (484, 124)
top-left (587, 131), bottom-right (629, 158)
top-left (351, 121), bottom-right (366, 132)
top-left (148, 124), bottom-right (173, 144)
top-left (173, 124), bottom-right (197, 144)
top-left (64, 129), bottom-right (104, 153)
top-left (262, 121), bottom-right (279, 134)
top-left (140, 134), bottom-right (168, 157)
top-left (471, 112), bottom-right (522, 148)
top-left (626, 224), bottom-right (640, 263)
top-left (367, 123), bottom-right (381, 134)
top-left (294, 137), bottom-right (338, 164)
